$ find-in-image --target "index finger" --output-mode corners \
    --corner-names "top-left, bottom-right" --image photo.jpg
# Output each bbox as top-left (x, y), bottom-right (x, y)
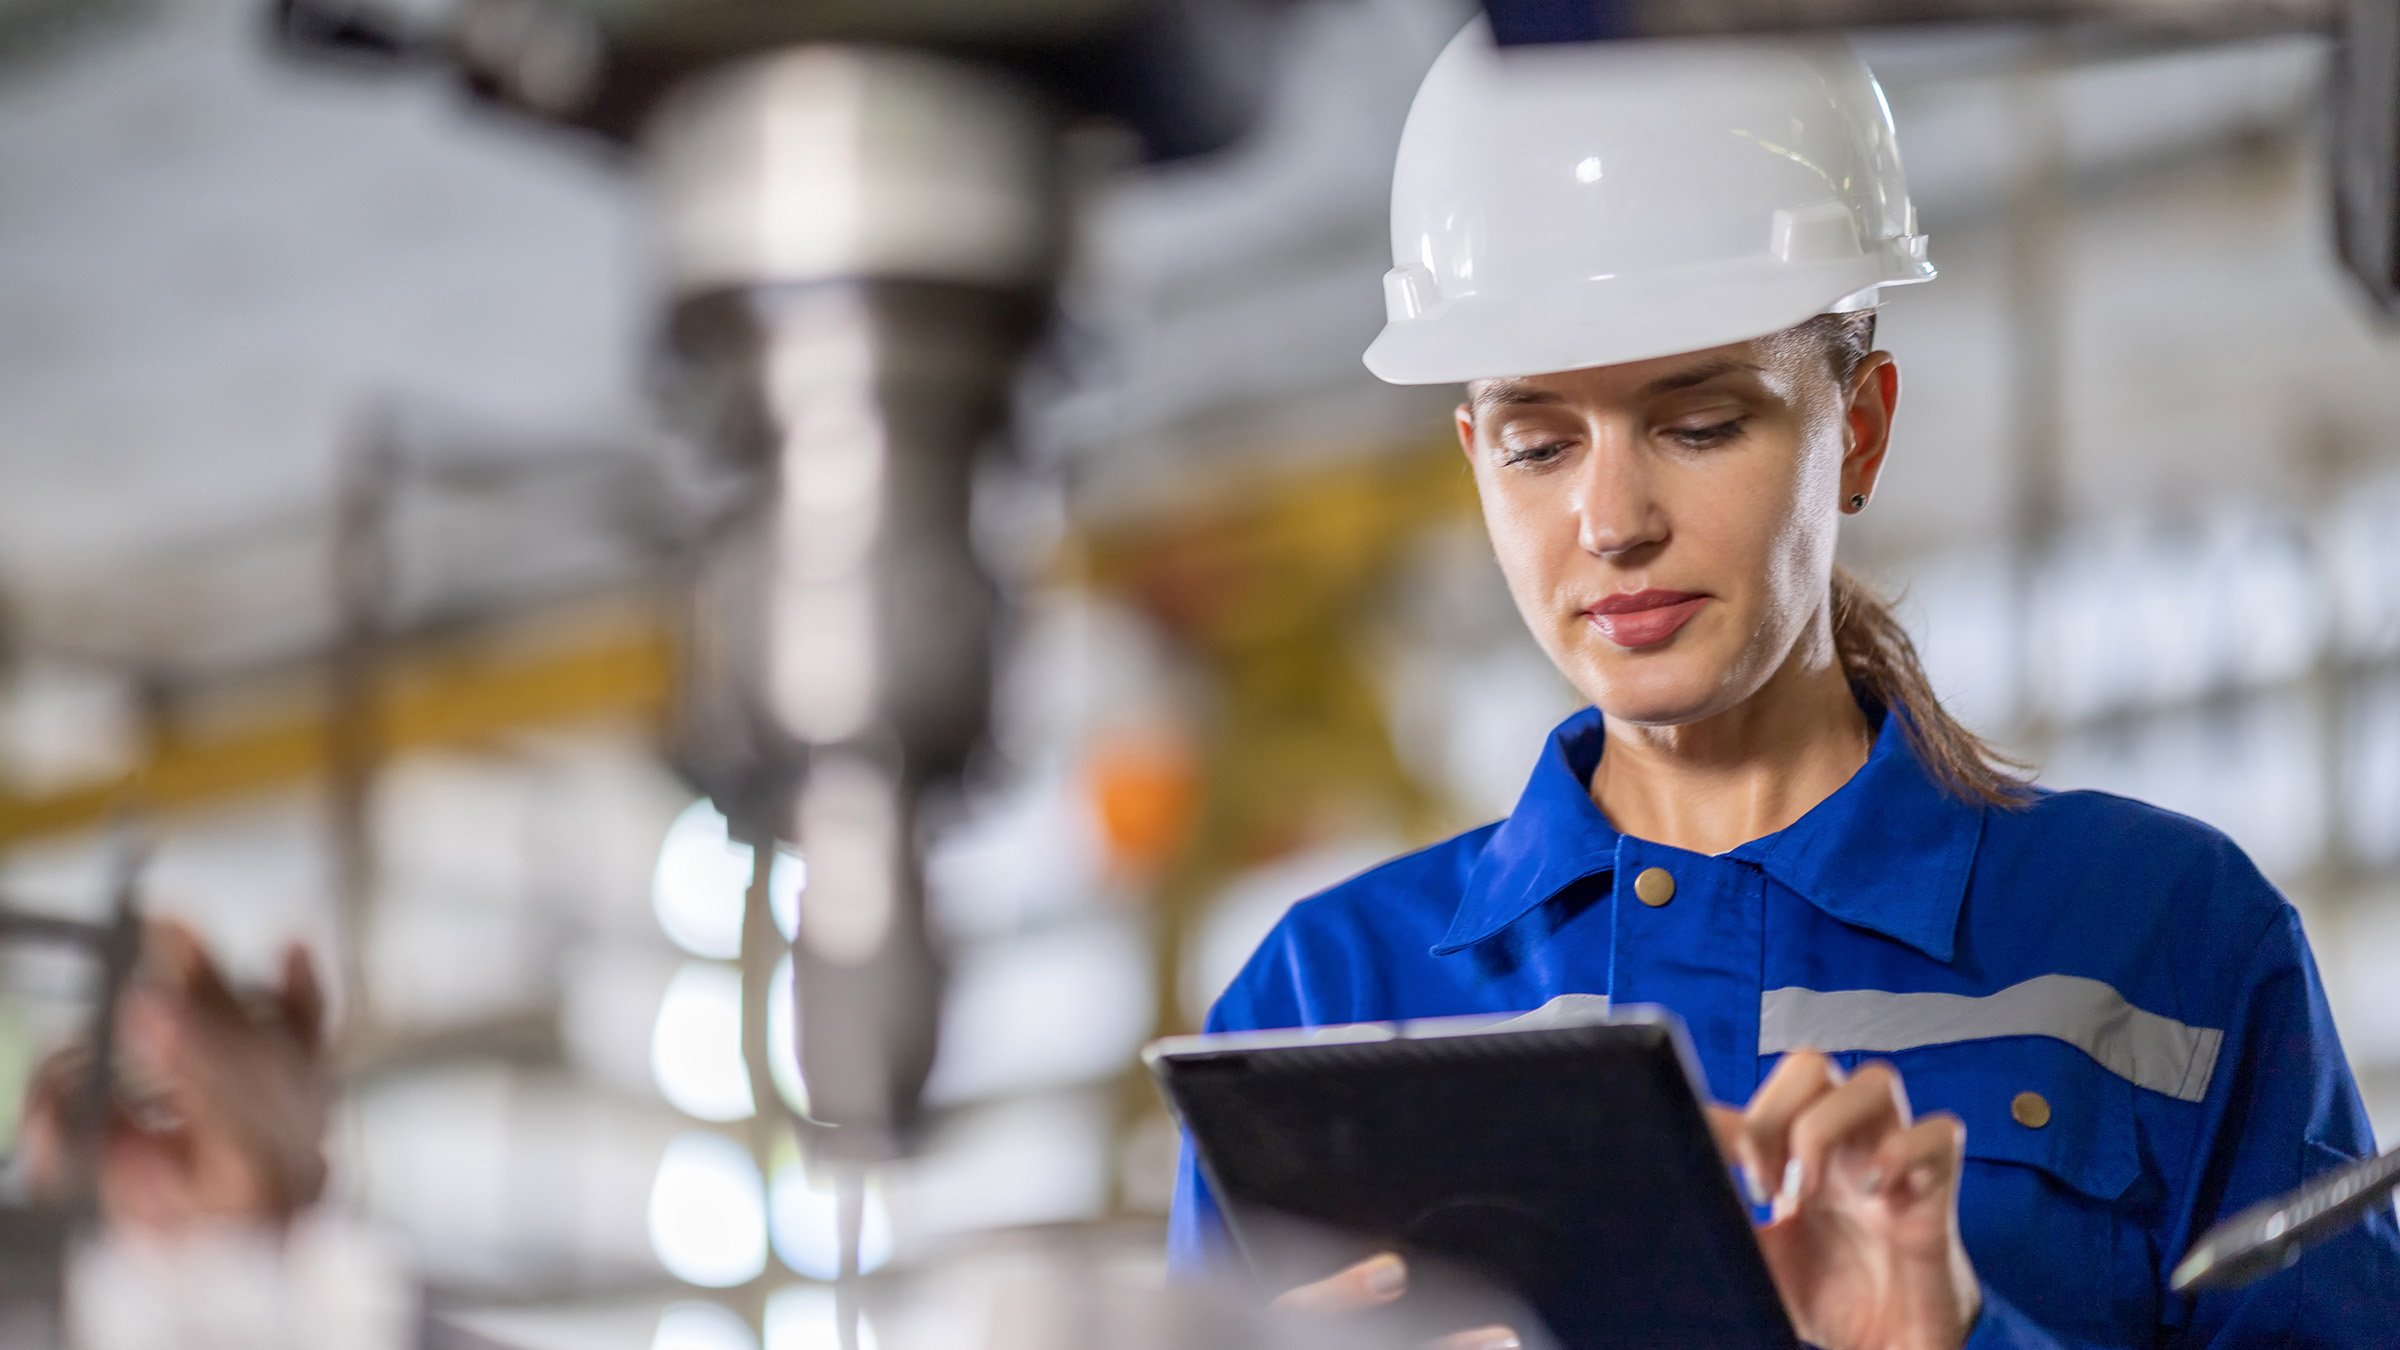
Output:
top-left (1782, 1061), bottom-right (1912, 1207)
top-left (1272, 1252), bottom-right (1409, 1312)
top-left (1705, 1103), bottom-right (1745, 1164)
top-left (1736, 1050), bottom-right (1844, 1206)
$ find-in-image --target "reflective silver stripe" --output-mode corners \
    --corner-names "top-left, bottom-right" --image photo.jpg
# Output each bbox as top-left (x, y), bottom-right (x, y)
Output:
top-left (1494, 993), bottom-right (1612, 1030)
top-left (1759, 974), bottom-right (2224, 1103)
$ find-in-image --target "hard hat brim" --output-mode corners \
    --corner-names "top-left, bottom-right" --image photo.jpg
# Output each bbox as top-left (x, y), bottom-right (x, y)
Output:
top-left (1362, 254), bottom-right (1933, 387)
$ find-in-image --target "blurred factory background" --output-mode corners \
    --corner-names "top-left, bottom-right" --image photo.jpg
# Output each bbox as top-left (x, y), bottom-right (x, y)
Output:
top-left (0, 0), bottom-right (2396, 1346)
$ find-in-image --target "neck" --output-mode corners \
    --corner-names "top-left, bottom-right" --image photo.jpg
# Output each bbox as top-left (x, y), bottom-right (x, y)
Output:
top-left (1587, 623), bottom-right (1873, 857)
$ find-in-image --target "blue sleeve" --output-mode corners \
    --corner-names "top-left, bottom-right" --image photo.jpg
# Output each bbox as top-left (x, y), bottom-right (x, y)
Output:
top-left (1963, 1284), bottom-right (2107, 1349)
top-left (1926, 899), bottom-right (2399, 1350)
top-left (2162, 905), bottom-right (2400, 1345)
top-left (1164, 923), bottom-right (1316, 1282)
top-left (1167, 1136), bottom-right (1231, 1278)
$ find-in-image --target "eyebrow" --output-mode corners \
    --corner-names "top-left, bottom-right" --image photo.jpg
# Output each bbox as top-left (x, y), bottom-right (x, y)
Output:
top-left (1467, 380), bottom-right (1563, 417)
top-left (1636, 357), bottom-right (1760, 399)
top-left (1469, 358), bottom-right (1761, 417)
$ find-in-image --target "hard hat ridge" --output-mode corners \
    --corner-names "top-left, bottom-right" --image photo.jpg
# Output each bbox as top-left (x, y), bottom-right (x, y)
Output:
top-left (1364, 20), bottom-right (1934, 385)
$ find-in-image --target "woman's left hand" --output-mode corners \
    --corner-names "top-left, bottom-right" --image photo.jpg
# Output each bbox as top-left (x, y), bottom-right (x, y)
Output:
top-left (1707, 1051), bottom-right (1980, 1350)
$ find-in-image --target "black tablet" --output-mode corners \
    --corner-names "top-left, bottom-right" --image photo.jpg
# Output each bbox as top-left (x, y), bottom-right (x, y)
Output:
top-left (1146, 1003), bottom-right (1798, 1350)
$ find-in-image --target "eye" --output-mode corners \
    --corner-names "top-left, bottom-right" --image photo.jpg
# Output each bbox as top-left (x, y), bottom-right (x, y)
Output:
top-left (1498, 439), bottom-right (1572, 468)
top-left (1663, 417), bottom-right (1746, 449)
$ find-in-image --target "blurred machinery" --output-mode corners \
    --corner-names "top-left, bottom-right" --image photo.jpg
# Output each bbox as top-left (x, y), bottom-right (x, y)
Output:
top-left (277, 0), bottom-right (1287, 1165)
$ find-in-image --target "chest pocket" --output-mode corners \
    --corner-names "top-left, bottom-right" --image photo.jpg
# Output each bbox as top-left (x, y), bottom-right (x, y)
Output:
top-left (1765, 973), bottom-right (2216, 1208)
top-left (1843, 1037), bottom-right (2159, 1342)
top-left (1867, 1038), bottom-right (2143, 1204)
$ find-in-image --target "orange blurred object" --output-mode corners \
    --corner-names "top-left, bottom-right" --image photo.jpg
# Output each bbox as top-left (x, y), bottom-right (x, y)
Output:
top-left (1086, 729), bottom-right (1203, 881)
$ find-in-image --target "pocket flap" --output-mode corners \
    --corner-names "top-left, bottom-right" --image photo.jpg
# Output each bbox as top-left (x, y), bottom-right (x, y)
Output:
top-left (1865, 1039), bottom-right (2143, 1204)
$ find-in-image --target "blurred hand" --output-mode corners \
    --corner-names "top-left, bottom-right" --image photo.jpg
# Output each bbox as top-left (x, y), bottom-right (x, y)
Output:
top-left (1709, 1052), bottom-right (1979, 1350)
top-left (20, 918), bottom-right (331, 1234)
top-left (1272, 1252), bottom-right (1522, 1350)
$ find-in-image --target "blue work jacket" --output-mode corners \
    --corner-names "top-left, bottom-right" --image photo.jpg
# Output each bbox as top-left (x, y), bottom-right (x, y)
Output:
top-left (1169, 704), bottom-right (2400, 1346)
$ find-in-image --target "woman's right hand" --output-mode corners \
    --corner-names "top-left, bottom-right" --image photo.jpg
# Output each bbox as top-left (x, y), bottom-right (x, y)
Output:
top-left (1706, 1052), bottom-right (1979, 1350)
top-left (1274, 1252), bottom-right (1523, 1350)
top-left (18, 918), bottom-right (331, 1235)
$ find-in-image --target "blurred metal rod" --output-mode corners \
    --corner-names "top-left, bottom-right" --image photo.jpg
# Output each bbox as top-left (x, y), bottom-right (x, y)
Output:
top-left (59, 828), bottom-right (147, 1213)
top-left (0, 912), bottom-right (121, 945)
top-left (1486, 0), bottom-right (2334, 42)
top-left (2173, 1144), bottom-right (2400, 1291)
top-left (327, 422), bottom-right (397, 1031)
top-left (0, 827), bottom-right (147, 1345)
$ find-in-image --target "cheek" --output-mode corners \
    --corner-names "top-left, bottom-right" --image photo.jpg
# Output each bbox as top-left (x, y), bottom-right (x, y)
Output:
top-left (1475, 481), bottom-right (1590, 665)
top-left (1764, 500), bottom-right (1839, 604)
top-left (1760, 451), bottom-right (1843, 596)
top-left (1667, 438), bottom-right (1836, 641)
top-left (1475, 477), bottom-right (1555, 593)
top-left (1677, 468), bottom-right (1798, 586)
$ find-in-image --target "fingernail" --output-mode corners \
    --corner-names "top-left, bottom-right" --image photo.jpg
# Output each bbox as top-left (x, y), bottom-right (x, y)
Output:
top-left (1364, 1253), bottom-right (1406, 1296)
top-left (1857, 1168), bottom-right (1884, 1196)
top-left (1905, 1163), bottom-right (1938, 1195)
top-left (1780, 1157), bottom-right (1804, 1205)
top-left (1741, 1163), bottom-right (1769, 1207)
top-left (1466, 1331), bottom-right (1521, 1350)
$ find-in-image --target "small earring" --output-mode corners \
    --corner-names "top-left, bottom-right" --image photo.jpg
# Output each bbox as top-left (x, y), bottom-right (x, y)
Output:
top-left (1847, 493), bottom-right (1867, 512)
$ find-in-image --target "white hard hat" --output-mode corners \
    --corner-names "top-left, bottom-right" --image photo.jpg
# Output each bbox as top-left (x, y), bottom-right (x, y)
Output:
top-left (1364, 21), bottom-right (1934, 386)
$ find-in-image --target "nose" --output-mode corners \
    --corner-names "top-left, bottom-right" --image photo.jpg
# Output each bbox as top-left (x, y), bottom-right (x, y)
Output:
top-left (1572, 428), bottom-right (1664, 558)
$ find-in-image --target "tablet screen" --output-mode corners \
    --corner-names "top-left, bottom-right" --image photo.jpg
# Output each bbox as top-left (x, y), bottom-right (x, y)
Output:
top-left (1152, 1009), bottom-right (1797, 1349)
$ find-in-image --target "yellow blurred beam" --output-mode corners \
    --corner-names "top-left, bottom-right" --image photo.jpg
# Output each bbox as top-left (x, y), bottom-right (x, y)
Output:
top-left (0, 624), bottom-right (675, 849)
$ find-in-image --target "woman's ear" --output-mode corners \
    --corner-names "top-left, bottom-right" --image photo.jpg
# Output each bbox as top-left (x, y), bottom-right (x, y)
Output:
top-left (1841, 353), bottom-right (1899, 507)
top-left (1454, 398), bottom-right (1478, 466)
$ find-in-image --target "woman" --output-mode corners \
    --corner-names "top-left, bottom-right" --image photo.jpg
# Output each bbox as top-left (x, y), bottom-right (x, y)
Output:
top-left (1169, 24), bottom-right (2400, 1350)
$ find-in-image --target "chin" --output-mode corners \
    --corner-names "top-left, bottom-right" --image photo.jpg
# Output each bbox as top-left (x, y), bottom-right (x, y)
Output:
top-left (1562, 641), bottom-right (1737, 729)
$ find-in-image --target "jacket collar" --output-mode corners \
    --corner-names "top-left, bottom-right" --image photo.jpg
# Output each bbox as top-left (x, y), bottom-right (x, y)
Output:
top-left (1435, 702), bottom-right (1984, 961)
top-left (1434, 708), bottom-right (1620, 955)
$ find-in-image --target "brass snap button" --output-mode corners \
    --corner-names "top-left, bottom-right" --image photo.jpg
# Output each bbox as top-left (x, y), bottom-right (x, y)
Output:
top-left (1634, 867), bottom-right (1676, 908)
top-left (2010, 1091), bottom-right (2051, 1129)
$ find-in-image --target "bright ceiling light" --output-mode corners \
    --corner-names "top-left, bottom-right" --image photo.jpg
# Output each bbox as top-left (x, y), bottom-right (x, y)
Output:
top-left (649, 1132), bottom-right (769, 1288)
top-left (653, 799), bottom-right (804, 959)
top-left (769, 1160), bottom-right (893, 1281)
top-left (766, 1286), bottom-right (880, 1350)
top-left (652, 961), bottom-right (755, 1122)
top-left (654, 1302), bottom-right (758, 1350)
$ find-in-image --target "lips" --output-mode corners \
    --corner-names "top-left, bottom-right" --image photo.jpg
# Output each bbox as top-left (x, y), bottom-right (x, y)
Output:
top-left (1583, 589), bottom-right (1709, 649)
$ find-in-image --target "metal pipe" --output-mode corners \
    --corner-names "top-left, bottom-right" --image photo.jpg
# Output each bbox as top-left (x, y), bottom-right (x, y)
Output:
top-left (328, 422), bottom-right (397, 1030)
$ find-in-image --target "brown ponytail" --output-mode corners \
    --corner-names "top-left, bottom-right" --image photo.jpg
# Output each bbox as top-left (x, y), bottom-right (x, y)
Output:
top-left (1795, 310), bottom-right (2033, 807)
top-left (1830, 567), bottom-right (2032, 808)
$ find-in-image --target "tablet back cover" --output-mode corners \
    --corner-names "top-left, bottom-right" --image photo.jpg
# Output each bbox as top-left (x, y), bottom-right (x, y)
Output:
top-left (1159, 1020), bottom-right (1798, 1349)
